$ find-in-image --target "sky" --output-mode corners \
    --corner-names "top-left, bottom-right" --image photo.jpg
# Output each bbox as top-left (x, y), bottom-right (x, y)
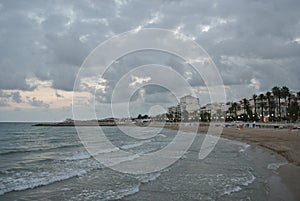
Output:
top-left (0, 0), bottom-right (300, 121)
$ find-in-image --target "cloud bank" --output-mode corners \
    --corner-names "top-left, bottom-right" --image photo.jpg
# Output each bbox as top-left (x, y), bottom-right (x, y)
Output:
top-left (0, 0), bottom-right (299, 120)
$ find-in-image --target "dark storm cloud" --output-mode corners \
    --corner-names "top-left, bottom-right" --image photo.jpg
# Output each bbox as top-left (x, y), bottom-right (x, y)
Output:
top-left (44, 33), bottom-right (89, 67)
top-left (0, 0), bottom-right (300, 101)
top-left (0, 0), bottom-right (112, 91)
top-left (94, 50), bottom-right (207, 104)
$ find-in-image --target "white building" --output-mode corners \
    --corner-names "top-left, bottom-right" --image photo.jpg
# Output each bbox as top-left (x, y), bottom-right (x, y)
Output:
top-left (200, 102), bottom-right (229, 121)
top-left (180, 95), bottom-right (200, 114)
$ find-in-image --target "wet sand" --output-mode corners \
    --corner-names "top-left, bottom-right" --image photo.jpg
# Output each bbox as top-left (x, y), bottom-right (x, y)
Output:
top-left (277, 164), bottom-right (300, 200)
top-left (217, 127), bottom-right (300, 166)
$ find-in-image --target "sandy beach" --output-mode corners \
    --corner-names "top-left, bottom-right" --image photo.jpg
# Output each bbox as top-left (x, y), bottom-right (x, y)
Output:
top-left (214, 127), bottom-right (300, 166)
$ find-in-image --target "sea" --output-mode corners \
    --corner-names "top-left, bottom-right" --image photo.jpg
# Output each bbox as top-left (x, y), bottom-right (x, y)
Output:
top-left (0, 122), bottom-right (291, 200)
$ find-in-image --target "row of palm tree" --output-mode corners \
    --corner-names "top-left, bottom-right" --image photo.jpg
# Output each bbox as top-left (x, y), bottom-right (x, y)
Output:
top-left (227, 86), bottom-right (300, 122)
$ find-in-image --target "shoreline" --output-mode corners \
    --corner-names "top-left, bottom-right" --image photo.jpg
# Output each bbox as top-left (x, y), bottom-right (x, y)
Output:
top-left (32, 121), bottom-right (300, 199)
top-left (33, 121), bottom-right (300, 166)
top-left (220, 128), bottom-right (300, 166)
top-left (218, 126), bottom-right (300, 200)
top-left (148, 123), bottom-right (300, 166)
top-left (147, 122), bottom-right (300, 200)
top-left (120, 123), bottom-right (300, 200)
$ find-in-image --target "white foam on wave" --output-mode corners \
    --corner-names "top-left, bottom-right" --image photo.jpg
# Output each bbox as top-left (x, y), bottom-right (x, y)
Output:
top-left (239, 144), bottom-right (250, 152)
top-left (61, 152), bottom-right (91, 161)
top-left (0, 169), bottom-right (87, 195)
top-left (223, 186), bottom-right (242, 195)
top-left (229, 171), bottom-right (256, 186)
top-left (112, 168), bottom-right (170, 199)
top-left (120, 140), bottom-right (151, 150)
top-left (103, 154), bottom-right (140, 167)
top-left (242, 171), bottom-right (256, 186)
top-left (0, 156), bottom-right (104, 196)
top-left (59, 143), bottom-right (149, 167)
top-left (92, 147), bottom-right (120, 155)
top-left (105, 184), bottom-right (140, 201)
top-left (71, 184), bottom-right (141, 201)
top-left (136, 172), bottom-right (162, 183)
top-left (222, 138), bottom-right (251, 153)
top-left (69, 169), bottom-right (169, 201)
top-left (220, 171), bottom-right (256, 196)
top-left (267, 162), bottom-right (288, 170)
top-left (61, 147), bottom-right (120, 161)
top-left (181, 151), bottom-right (190, 159)
top-left (158, 134), bottom-right (167, 138)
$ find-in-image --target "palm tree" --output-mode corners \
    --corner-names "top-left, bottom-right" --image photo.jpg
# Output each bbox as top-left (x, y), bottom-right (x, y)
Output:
top-left (272, 86), bottom-right (281, 120)
top-left (242, 98), bottom-right (246, 114)
top-left (253, 94), bottom-right (257, 116)
top-left (266, 91), bottom-right (272, 120)
top-left (269, 99), bottom-right (276, 121)
top-left (231, 102), bottom-right (240, 121)
top-left (288, 96), bottom-right (300, 122)
top-left (281, 86), bottom-right (290, 118)
top-left (241, 99), bottom-right (246, 120)
top-left (226, 105), bottom-right (234, 121)
top-left (281, 86), bottom-right (290, 103)
top-left (287, 93), bottom-right (293, 121)
top-left (259, 93), bottom-right (266, 122)
top-left (242, 98), bottom-right (251, 121)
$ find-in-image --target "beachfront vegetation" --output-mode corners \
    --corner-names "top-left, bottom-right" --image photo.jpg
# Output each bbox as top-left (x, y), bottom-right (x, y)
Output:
top-left (164, 86), bottom-right (300, 123)
top-left (225, 86), bottom-right (300, 123)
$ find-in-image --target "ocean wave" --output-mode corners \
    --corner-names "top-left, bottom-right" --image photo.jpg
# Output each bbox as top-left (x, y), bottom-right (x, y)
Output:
top-left (0, 143), bottom-right (82, 156)
top-left (0, 169), bottom-right (87, 195)
top-left (229, 171), bottom-right (256, 186)
top-left (69, 184), bottom-right (141, 201)
top-left (242, 171), bottom-right (256, 186)
top-left (60, 152), bottom-right (92, 161)
top-left (267, 162), bottom-right (288, 170)
top-left (120, 142), bottom-right (145, 150)
top-left (238, 144), bottom-right (251, 153)
top-left (67, 167), bottom-right (169, 201)
top-left (102, 154), bottom-right (140, 167)
top-left (158, 134), bottom-right (167, 138)
top-left (222, 138), bottom-right (251, 153)
top-left (120, 140), bottom-right (151, 150)
top-left (102, 184), bottom-right (140, 201)
top-left (0, 157), bottom-right (105, 196)
top-left (68, 170), bottom-right (167, 200)
top-left (215, 171), bottom-right (256, 196)
top-left (136, 172), bottom-right (161, 183)
top-left (60, 147), bottom-right (120, 161)
top-left (222, 186), bottom-right (242, 195)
